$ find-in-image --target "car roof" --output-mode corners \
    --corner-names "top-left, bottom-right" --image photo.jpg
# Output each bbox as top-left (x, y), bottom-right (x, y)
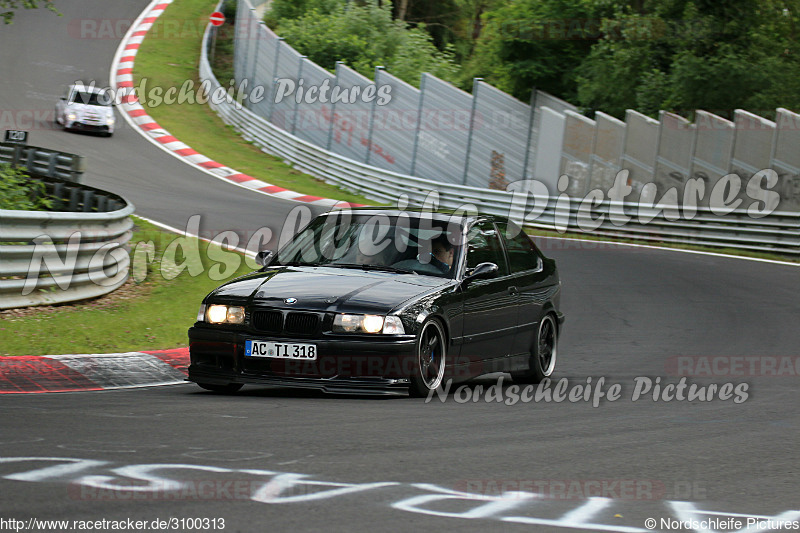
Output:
top-left (68, 84), bottom-right (107, 95)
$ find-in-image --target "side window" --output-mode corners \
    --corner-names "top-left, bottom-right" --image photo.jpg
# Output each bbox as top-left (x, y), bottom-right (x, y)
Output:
top-left (497, 222), bottom-right (541, 274)
top-left (465, 221), bottom-right (509, 275)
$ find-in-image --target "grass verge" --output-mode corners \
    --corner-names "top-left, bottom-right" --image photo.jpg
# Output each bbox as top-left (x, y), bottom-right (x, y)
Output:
top-left (132, 0), bottom-right (375, 205)
top-left (0, 217), bottom-right (254, 357)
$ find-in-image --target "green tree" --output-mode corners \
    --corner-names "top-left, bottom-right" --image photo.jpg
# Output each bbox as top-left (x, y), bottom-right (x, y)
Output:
top-left (264, 0), bottom-right (343, 27)
top-left (463, 0), bottom-right (603, 101)
top-left (272, 1), bottom-right (458, 86)
top-left (577, 0), bottom-right (800, 118)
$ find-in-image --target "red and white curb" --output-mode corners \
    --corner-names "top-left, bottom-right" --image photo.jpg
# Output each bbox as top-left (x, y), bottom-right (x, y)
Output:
top-left (110, 0), bottom-right (360, 208)
top-left (0, 348), bottom-right (189, 394)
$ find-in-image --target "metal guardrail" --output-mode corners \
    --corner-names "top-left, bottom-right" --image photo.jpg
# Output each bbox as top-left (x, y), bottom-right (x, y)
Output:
top-left (0, 165), bottom-right (134, 310)
top-left (199, 23), bottom-right (800, 255)
top-left (0, 142), bottom-right (86, 182)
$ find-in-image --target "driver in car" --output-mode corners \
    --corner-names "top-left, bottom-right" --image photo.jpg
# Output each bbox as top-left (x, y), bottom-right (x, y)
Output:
top-left (426, 234), bottom-right (455, 274)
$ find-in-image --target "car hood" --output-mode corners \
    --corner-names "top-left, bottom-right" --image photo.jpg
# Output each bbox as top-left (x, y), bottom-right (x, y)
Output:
top-left (209, 266), bottom-right (450, 314)
top-left (66, 102), bottom-right (113, 117)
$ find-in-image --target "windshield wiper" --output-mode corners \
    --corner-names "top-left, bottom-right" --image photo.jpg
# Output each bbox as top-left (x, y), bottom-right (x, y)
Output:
top-left (327, 263), bottom-right (418, 275)
top-left (279, 261), bottom-right (320, 267)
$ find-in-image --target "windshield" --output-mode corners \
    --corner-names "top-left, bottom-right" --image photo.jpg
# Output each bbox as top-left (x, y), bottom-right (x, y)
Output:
top-left (70, 91), bottom-right (111, 106)
top-left (276, 213), bottom-right (464, 278)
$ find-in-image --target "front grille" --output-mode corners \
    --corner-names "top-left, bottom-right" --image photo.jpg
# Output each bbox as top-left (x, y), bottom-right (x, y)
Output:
top-left (84, 112), bottom-right (102, 124)
top-left (285, 312), bottom-right (320, 335)
top-left (251, 310), bottom-right (321, 336)
top-left (252, 310), bottom-right (283, 333)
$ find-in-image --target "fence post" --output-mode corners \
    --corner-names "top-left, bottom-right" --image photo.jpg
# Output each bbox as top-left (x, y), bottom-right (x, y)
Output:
top-left (267, 37), bottom-right (283, 121)
top-left (410, 73), bottom-right (428, 176)
top-left (232, 0), bottom-right (241, 80)
top-left (291, 58), bottom-right (306, 136)
top-left (521, 87), bottom-right (537, 181)
top-left (239, 9), bottom-right (254, 88)
top-left (325, 61), bottom-right (344, 151)
top-left (462, 78), bottom-right (481, 185)
top-left (249, 21), bottom-right (262, 96)
top-left (364, 66), bottom-right (384, 166)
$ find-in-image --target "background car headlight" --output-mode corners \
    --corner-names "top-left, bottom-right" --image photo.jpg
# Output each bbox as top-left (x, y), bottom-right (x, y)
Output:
top-left (333, 314), bottom-right (405, 334)
top-left (205, 304), bottom-right (245, 324)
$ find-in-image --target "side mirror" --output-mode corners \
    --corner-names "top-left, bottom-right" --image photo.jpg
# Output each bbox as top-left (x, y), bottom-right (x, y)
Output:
top-left (255, 250), bottom-right (274, 267)
top-left (463, 262), bottom-right (498, 284)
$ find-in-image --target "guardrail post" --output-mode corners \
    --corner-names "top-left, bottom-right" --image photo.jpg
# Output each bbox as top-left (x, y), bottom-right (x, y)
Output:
top-left (521, 87), bottom-right (537, 181)
top-left (70, 155), bottom-right (86, 183)
top-left (364, 66), bottom-right (384, 166)
top-left (11, 144), bottom-right (24, 167)
top-left (68, 187), bottom-right (80, 211)
top-left (410, 73), bottom-right (428, 177)
top-left (26, 147), bottom-right (36, 173)
top-left (462, 77), bottom-right (481, 185)
top-left (47, 152), bottom-right (59, 178)
top-left (82, 190), bottom-right (95, 212)
top-left (52, 182), bottom-right (65, 210)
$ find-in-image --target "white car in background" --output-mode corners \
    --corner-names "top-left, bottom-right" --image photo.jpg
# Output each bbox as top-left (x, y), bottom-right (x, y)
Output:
top-left (55, 84), bottom-right (115, 137)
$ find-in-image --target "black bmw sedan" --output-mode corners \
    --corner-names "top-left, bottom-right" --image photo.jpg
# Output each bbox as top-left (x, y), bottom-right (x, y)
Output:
top-left (188, 209), bottom-right (564, 397)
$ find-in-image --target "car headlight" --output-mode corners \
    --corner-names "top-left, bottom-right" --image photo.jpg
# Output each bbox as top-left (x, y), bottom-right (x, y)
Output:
top-left (106, 115), bottom-right (115, 125)
top-left (204, 304), bottom-right (245, 325)
top-left (67, 112), bottom-right (77, 121)
top-left (332, 314), bottom-right (405, 334)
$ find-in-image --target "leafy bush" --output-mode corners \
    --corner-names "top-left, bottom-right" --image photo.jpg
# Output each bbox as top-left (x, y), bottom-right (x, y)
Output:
top-left (263, 0), bottom-right (342, 28)
top-left (266, 0), bottom-right (458, 87)
top-left (0, 164), bottom-right (52, 211)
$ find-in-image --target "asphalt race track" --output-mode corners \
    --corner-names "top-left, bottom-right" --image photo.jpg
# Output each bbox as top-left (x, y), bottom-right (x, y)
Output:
top-left (1, 2), bottom-right (800, 532)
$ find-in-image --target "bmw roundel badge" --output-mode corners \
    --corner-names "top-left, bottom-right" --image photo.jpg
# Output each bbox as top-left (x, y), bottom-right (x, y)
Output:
top-left (284, 297), bottom-right (298, 304)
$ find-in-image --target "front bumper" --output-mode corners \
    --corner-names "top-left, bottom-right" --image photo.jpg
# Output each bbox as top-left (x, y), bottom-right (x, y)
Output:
top-left (66, 121), bottom-right (112, 133)
top-left (188, 325), bottom-right (417, 395)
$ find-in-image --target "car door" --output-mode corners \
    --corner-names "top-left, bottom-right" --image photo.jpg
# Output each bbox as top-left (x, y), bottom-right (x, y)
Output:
top-left (496, 221), bottom-right (552, 369)
top-left (457, 220), bottom-right (518, 373)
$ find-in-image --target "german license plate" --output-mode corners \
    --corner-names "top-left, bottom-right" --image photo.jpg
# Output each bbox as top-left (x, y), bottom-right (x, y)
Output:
top-left (245, 340), bottom-right (317, 360)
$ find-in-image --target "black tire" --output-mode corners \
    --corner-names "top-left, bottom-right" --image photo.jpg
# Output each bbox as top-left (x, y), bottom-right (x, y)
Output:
top-left (197, 382), bottom-right (243, 394)
top-left (408, 319), bottom-right (447, 397)
top-left (512, 313), bottom-right (557, 384)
